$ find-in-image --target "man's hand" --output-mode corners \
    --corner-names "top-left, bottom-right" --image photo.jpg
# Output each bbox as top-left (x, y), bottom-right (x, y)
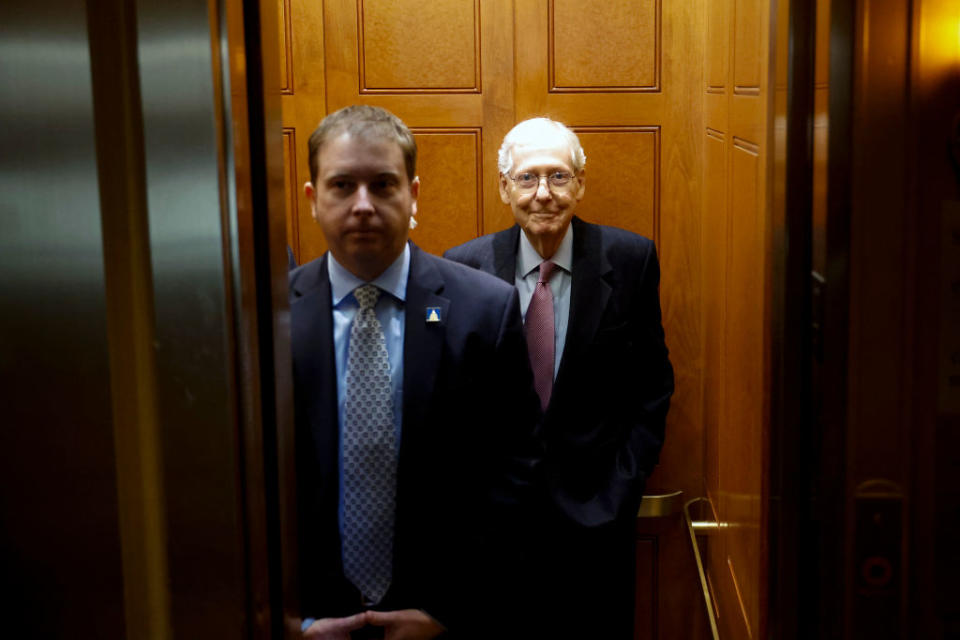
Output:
top-left (302, 613), bottom-right (369, 639)
top-left (366, 609), bottom-right (446, 640)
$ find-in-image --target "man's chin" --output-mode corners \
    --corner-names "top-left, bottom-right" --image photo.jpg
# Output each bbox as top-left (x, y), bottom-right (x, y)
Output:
top-left (527, 215), bottom-right (570, 236)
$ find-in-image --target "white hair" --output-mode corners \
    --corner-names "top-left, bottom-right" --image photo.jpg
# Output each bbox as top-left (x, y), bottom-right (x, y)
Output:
top-left (497, 117), bottom-right (586, 175)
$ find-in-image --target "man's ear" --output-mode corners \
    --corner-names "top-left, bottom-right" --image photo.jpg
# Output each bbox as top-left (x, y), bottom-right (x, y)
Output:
top-left (304, 182), bottom-right (318, 221)
top-left (498, 173), bottom-right (511, 204)
top-left (409, 176), bottom-right (420, 217)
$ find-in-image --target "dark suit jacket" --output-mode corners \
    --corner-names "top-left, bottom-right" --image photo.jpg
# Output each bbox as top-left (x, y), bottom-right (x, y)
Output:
top-left (444, 218), bottom-right (673, 636)
top-left (290, 243), bottom-right (541, 635)
top-left (444, 216), bottom-right (673, 529)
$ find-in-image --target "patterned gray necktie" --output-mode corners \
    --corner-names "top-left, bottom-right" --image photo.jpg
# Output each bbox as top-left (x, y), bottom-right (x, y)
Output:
top-left (342, 284), bottom-right (396, 604)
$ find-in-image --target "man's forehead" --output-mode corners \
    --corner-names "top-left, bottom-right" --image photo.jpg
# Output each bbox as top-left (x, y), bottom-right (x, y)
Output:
top-left (319, 132), bottom-right (405, 176)
top-left (511, 141), bottom-right (576, 169)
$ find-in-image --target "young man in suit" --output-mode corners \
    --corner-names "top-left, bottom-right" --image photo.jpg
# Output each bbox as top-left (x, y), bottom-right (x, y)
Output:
top-left (445, 117), bottom-right (675, 639)
top-left (291, 106), bottom-right (541, 639)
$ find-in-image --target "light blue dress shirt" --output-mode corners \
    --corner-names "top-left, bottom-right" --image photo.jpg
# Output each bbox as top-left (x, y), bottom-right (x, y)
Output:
top-left (327, 244), bottom-right (408, 562)
top-left (515, 224), bottom-right (573, 380)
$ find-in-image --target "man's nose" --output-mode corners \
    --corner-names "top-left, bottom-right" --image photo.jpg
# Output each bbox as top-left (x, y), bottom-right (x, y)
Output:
top-left (534, 177), bottom-right (552, 200)
top-left (351, 184), bottom-right (375, 213)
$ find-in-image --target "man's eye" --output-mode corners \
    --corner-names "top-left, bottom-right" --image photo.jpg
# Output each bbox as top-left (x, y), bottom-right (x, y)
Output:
top-left (516, 172), bottom-right (537, 184)
top-left (370, 179), bottom-right (397, 194)
top-left (331, 180), bottom-right (353, 191)
top-left (551, 171), bottom-right (571, 181)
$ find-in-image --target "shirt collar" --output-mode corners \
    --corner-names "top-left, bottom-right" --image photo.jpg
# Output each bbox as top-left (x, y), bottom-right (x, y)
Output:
top-left (518, 222), bottom-right (573, 278)
top-left (328, 243), bottom-right (410, 306)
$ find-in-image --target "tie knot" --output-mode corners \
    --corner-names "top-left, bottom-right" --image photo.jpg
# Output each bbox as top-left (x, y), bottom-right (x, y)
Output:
top-left (354, 284), bottom-right (381, 310)
top-left (538, 260), bottom-right (557, 284)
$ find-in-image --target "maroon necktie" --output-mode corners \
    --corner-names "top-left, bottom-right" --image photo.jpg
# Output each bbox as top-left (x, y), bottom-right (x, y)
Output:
top-left (525, 260), bottom-right (556, 411)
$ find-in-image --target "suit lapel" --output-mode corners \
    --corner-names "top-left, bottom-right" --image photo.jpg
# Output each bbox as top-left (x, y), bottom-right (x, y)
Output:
top-left (400, 245), bottom-right (449, 458)
top-left (492, 225), bottom-right (521, 284)
top-left (554, 218), bottom-right (612, 393)
top-left (291, 256), bottom-right (340, 513)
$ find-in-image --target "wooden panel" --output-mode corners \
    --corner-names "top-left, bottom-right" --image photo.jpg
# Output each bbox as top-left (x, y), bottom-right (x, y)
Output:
top-left (359, 0), bottom-right (479, 93)
top-left (324, 0), bottom-right (514, 253)
top-left (702, 0), bottom-right (772, 631)
top-left (722, 138), bottom-right (763, 637)
top-left (636, 513), bottom-right (711, 640)
top-left (634, 536), bottom-right (658, 639)
top-left (549, 0), bottom-right (659, 91)
top-left (289, 0), bottom-right (324, 94)
top-left (280, 0), bottom-right (326, 262)
top-left (293, 130), bottom-right (329, 263)
top-left (733, 0), bottom-right (762, 93)
top-left (282, 128), bottom-right (300, 263)
top-left (702, 129), bottom-right (726, 505)
top-left (409, 129), bottom-right (481, 256)
top-left (278, 0), bottom-right (293, 94)
top-left (650, 0), bottom-right (705, 507)
top-left (572, 127), bottom-right (658, 241)
top-left (706, 0), bottom-right (729, 91)
top-left (514, 1), bottom-right (664, 123)
top-left (704, 91), bottom-right (727, 133)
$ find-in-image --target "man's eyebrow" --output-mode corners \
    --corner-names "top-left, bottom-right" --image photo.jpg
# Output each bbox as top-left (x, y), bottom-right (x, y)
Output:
top-left (324, 170), bottom-right (400, 181)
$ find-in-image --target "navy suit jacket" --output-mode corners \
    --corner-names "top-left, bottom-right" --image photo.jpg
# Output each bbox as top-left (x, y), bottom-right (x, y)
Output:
top-left (444, 217), bottom-right (674, 532)
top-left (290, 243), bottom-right (541, 633)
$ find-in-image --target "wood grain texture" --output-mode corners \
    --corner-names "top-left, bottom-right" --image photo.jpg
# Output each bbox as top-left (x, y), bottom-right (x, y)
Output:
top-left (282, 128), bottom-right (300, 263)
top-left (278, 0), bottom-right (293, 94)
top-left (359, 0), bottom-right (480, 93)
top-left (322, 0), bottom-right (513, 250)
top-left (701, 0), bottom-right (773, 635)
top-left (733, 0), bottom-right (763, 92)
top-left (572, 127), bottom-right (659, 240)
top-left (723, 140), bottom-right (763, 638)
top-left (408, 129), bottom-right (482, 255)
top-left (702, 129), bottom-right (726, 507)
top-left (280, 0), bottom-right (327, 262)
top-left (549, 0), bottom-right (659, 91)
top-left (515, 0), bottom-right (664, 123)
top-left (652, 0), bottom-right (705, 508)
top-left (706, 0), bottom-right (729, 91)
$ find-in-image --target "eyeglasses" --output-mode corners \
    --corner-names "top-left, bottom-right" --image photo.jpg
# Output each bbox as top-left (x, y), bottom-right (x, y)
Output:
top-left (506, 170), bottom-right (576, 192)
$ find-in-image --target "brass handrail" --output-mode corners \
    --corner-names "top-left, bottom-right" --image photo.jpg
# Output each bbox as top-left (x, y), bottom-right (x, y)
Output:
top-left (684, 497), bottom-right (720, 640)
top-left (636, 490), bottom-right (685, 518)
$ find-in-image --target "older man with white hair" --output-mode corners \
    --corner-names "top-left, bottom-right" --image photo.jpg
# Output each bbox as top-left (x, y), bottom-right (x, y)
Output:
top-left (445, 117), bottom-right (674, 638)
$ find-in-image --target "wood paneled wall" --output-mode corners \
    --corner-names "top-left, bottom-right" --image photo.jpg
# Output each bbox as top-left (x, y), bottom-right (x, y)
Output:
top-left (701, 0), bottom-right (774, 637)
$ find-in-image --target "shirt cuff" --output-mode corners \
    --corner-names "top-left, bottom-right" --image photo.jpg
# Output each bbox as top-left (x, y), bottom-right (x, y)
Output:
top-left (301, 618), bottom-right (316, 633)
